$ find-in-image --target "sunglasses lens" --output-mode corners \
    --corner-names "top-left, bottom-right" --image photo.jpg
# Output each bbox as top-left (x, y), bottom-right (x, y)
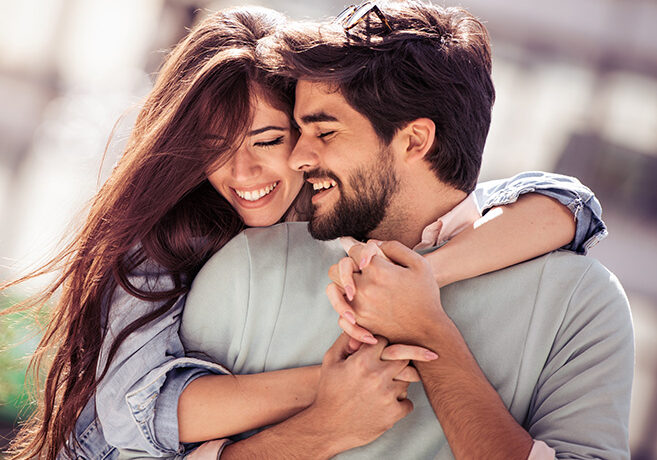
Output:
top-left (338, 2), bottom-right (391, 33)
top-left (352, 2), bottom-right (374, 17)
top-left (345, 2), bottom-right (375, 28)
top-left (336, 5), bottom-right (357, 23)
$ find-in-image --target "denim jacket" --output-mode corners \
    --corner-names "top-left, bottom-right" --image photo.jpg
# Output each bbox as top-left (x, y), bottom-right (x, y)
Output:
top-left (64, 171), bottom-right (607, 459)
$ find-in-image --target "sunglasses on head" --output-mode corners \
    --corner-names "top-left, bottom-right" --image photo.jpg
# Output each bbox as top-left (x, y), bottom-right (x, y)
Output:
top-left (335, 2), bottom-right (392, 33)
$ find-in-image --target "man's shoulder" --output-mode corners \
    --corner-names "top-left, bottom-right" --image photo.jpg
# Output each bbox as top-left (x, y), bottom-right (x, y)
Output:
top-left (460, 250), bottom-right (618, 294)
top-left (531, 251), bottom-right (628, 310)
top-left (445, 250), bottom-right (630, 327)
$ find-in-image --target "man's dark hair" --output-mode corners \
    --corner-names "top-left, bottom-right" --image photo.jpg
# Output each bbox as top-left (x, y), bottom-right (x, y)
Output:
top-left (263, 0), bottom-right (495, 193)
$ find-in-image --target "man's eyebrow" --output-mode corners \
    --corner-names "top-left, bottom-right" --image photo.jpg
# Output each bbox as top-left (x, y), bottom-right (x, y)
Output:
top-left (248, 125), bottom-right (288, 136)
top-left (298, 112), bottom-right (339, 125)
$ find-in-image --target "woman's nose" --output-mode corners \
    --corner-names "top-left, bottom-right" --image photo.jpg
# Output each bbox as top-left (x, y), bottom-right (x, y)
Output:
top-left (231, 149), bottom-right (262, 181)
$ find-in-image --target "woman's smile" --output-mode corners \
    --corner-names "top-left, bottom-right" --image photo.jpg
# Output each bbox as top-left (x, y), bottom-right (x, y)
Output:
top-left (231, 181), bottom-right (280, 207)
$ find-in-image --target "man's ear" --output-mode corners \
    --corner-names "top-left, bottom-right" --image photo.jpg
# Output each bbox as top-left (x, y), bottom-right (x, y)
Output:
top-left (399, 118), bottom-right (436, 163)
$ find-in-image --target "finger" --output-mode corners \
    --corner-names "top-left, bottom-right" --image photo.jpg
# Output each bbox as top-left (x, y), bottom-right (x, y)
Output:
top-left (394, 366), bottom-right (421, 383)
top-left (391, 380), bottom-right (410, 400)
top-left (326, 283), bottom-right (357, 326)
top-left (366, 240), bottom-right (392, 263)
top-left (381, 344), bottom-right (438, 362)
top-left (338, 257), bottom-right (358, 301)
top-left (379, 357), bottom-right (410, 380)
top-left (360, 241), bottom-right (380, 270)
top-left (397, 398), bottom-right (414, 418)
top-left (337, 317), bottom-right (377, 345)
top-left (328, 263), bottom-right (341, 287)
top-left (378, 240), bottom-right (426, 269)
top-left (347, 242), bottom-right (382, 270)
top-left (355, 334), bottom-right (389, 359)
top-left (324, 332), bottom-right (353, 364)
top-left (347, 243), bottom-right (367, 268)
top-left (348, 337), bottom-right (363, 352)
top-left (354, 240), bottom-right (387, 270)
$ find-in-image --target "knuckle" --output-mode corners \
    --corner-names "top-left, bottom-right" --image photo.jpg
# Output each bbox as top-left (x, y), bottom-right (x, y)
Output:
top-left (383, 348), bottom-right (398, 360)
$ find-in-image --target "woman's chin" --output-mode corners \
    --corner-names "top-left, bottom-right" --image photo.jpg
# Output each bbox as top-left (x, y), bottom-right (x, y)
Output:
top-left (240, 210), bottom-right (286, 228)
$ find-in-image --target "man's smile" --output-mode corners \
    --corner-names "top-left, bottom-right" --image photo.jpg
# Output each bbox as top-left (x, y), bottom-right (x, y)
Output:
top-left (306, 178), bottom-right (338, 204)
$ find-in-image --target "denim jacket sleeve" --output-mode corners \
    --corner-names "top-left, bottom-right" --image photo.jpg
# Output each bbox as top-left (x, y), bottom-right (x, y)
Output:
top-left (95, 260), bottom-right (230, 457)
top-left (473, 171), bottom-right (607, 254)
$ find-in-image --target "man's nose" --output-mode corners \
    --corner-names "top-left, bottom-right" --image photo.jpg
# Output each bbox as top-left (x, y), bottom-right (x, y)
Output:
top-left (231, 149), bottom-right (262, 181)
top-left (288, 134), bottom-right (319, 172)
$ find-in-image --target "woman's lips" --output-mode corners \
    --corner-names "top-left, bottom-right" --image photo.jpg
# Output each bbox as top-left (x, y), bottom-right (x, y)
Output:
top-left (231, 181), bottom-right (281, 209)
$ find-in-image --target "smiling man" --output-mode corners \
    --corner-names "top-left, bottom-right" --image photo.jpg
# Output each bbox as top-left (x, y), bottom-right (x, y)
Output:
top-left (180, 1), bottom-right (633, 459)
top-left (294, 86), bottom-right (403, 243)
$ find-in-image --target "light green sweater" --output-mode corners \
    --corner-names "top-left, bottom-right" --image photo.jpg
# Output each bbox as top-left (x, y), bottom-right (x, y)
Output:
top-left (181, 222), bottom-right (633, 459)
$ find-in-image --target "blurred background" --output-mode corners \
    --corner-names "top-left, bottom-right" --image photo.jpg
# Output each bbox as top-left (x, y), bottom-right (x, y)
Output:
top-left (0, 0), bottom-right (655, 458)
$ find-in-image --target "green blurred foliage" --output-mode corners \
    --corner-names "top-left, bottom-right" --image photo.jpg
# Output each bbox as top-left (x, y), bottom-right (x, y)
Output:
top-left (0, 294), bottom-right (42, 423)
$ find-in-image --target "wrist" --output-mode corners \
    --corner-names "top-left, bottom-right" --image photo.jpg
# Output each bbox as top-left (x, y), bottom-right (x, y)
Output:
top-left (301, 365), bottom-right (321, 406)
top-left (416, 319), bottom-right (485, 379)
top-left (225, 404), bottom-right (351, 460)
top-left (293, 405), bottom-right (356, 458)
top-left (396, 308), bottom-right (453, 349)
top-left (425, 248), bottom-right (454, 288)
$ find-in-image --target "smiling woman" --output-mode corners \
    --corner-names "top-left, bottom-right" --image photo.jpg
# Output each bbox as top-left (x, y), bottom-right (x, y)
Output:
top-left (207, 89), bottom-right (305, 227)
top-left (0, 7), bottom-right (312, 459)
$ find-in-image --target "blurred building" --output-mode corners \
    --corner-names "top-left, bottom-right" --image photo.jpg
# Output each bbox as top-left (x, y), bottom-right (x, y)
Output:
top-left (0, 0), bottom-right (655, 457)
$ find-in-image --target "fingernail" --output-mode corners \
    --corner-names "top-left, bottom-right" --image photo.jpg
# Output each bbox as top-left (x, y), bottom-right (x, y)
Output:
top-left (424, 351), bottom-right (439, 360)
top-left (345, 285), bottom-right (355, 301)
top-left (342, 310), bottom-right (356, 325)
top-left (359, 257), bottom-right (369, 270)
top-left (362, 334), bottom-right (377, 344)
top-left (371, 239), bottom-right (383, 247)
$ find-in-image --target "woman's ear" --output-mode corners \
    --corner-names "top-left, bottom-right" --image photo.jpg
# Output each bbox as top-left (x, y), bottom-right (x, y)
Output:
top-left (399, 118), bottom-right (436, 163)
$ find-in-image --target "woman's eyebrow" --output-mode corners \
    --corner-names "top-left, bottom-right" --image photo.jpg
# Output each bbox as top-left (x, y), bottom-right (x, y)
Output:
top-left (248, 125), bottom-right (288, 136)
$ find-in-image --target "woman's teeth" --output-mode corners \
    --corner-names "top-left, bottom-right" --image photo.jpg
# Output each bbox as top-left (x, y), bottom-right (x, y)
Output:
top-left (235, 182), bottom-right (278, 201)
top-left (312, 180), bottom-right (337, 191)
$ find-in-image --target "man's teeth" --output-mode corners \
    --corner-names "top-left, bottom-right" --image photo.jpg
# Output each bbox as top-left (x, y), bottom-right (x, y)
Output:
top-left (235, 182), bottom-right (278, 201)
top-left (312, 180), bottom-right (337, 191)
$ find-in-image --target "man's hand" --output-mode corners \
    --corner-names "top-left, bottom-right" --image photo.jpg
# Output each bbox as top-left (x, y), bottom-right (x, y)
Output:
top-left (329, 241), bottom-right (447, 345)
top-left (306, 333), bottom-right (415, 453)
top-left (221, 333), bottom-right (420, 459)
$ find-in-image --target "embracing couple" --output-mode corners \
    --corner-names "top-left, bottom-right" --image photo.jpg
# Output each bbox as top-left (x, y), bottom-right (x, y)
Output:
top-left (4, 1), bottom-right (632, 459)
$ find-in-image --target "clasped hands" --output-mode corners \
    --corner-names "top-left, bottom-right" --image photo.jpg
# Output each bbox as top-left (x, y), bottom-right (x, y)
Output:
top-left (303, 241), bottom-right (450, 452)
top-left (327, 239), bottom-right (446, 352)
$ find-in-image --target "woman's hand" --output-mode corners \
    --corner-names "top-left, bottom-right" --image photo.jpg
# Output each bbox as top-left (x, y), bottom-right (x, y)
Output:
top-left (383, 343), bottom-right (438, 383)
top-left (329, 240), bottom-right (398, 347)
top-left (328, 240), bottom-right (446, 345)
top-left (328, 240), bottom-right (387, 347)
top-left (335, 323), bottom-right (438, 384)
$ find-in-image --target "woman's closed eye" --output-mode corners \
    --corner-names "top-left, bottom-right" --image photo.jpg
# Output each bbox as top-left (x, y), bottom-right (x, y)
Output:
top-left (254, 136), bottom-right (284, 148)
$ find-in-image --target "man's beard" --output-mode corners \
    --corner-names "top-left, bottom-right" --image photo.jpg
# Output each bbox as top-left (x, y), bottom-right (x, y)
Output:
top-left (308, 147), bottom-right (399, 241)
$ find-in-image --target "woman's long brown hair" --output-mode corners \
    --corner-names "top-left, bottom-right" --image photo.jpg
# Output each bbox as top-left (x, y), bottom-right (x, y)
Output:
top-left (1, 6), bottom-right (298, 459)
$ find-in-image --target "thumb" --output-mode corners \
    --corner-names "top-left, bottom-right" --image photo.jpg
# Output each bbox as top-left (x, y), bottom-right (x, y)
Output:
top-left (323, 332), bottom-right (353, 364)
top-left (378, 240), bottom-right (424, 269)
